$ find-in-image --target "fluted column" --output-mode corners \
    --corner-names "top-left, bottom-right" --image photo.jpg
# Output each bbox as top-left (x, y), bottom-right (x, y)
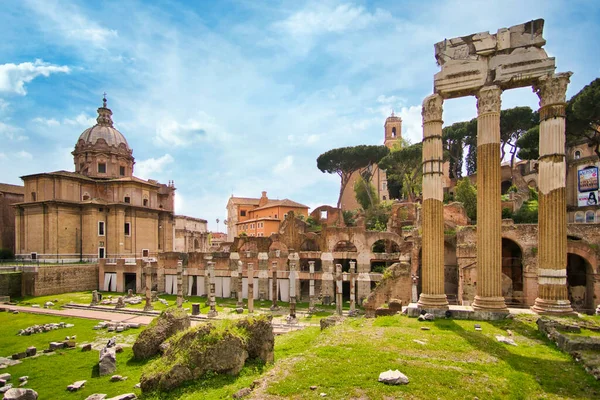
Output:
top-left (417, 94), bottom-right (448, 309)
top-left (472, 85), bottom-right (507, 312)
top-left (532, 72), bottom-right (575, 315)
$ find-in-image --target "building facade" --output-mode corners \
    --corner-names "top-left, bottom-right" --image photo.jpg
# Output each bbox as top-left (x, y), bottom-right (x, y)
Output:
top-left (0, 183), bottom-right (25, 255)
top-left (14, 98), bottom-right (175, 262)
top-left (174, 215), bottom-right (209, 253)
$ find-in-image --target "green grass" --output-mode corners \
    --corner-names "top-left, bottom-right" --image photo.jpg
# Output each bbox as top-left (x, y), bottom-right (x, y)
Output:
top-left (3, 309), bottom-right (600, 399)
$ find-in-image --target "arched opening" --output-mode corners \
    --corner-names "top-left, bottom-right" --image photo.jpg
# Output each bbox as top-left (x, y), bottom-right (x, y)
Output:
top-left (585, 210), bottom-right (596, 223)
top-left (574, 150), bottom-right (581, 159)
top-left (194, 238), bottom-right (199, 251)
top-left (567, 253), bottom-right (594, 313)
top-left (300, 239), bottom-right (320, 251)
top-left (371, 239), bottom-right (400, 253)
top-left (501, 180), bottom-right (513, 195)
top-left (502, 238), bottom-right (523, 305)
top-left (333, 240), bottom-right (357, 252)
top-left (575, 211), bottom-right (585, 223)
top-left (391, 127), bottom-right (397, 138)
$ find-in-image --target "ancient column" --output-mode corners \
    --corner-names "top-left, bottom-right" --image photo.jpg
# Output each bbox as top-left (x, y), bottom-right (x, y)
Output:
top-left (270, 261), bottom-right (279, 311)
top-left (143, 265), bottom-right (153, 312)
top-left (321, 253), bottom-right (334, 305)
top-left (335, 264), bottom-right (343, 316)
top-left (308, 261), bottom-right (316, 313)
top-left (176, 261), bottom-right (183, 308)
top-left (349, 261), bottom-right (357, 316)
top-left (236, 260), bottom-right (244, 313)
top-left (472, 86), bottom-right (507, 312)
top-left (289, 262), bottom-right (297, 320)
top-left (418, 94), bottom-right (449, 310)
top-left (247, 262), bottom-right (254, 314)
top-left (91, 290), bottom-right (99, 306)
top-left (258, 252), bottom-right (269, 300)
top-left (532, 72), bottom-right (575, 315)
top-left (207, 262), bottom-right (217, 317)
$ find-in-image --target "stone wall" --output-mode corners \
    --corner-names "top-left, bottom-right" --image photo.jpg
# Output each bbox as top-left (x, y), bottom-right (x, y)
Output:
top-left (22, 264), bottom-right (98, 296)
top-left (363, 262), bottom-right (412, 316)
top-left (0, 272), bottom-right (22, 297)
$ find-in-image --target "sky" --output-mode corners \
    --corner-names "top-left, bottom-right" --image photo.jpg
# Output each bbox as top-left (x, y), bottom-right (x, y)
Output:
top-left (0, 0), bottom-right (599, 232)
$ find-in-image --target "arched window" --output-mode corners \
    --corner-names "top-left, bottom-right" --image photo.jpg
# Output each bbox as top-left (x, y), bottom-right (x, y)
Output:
top-left (585, 211), bottom-right (595, 223)
top-left (391, 127), bottom-right (397, 138)
top-left (574, 150), bottom-right (581, 159)
top-left (82, 192), bottom-right (90, 201)
top-left (574, 212), bottom-right (585, 223)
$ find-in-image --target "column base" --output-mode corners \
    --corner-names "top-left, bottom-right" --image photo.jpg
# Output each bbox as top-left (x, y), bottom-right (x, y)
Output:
top-left (417, 294), bottom-right (449, 310)
top-left (531, 297), bottom-right (576, 315)
top-left (472, 296), bottom-right (508, 312)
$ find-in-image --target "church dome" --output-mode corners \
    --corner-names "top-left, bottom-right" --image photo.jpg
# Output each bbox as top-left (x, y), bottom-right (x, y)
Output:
top-left (77, 98), bottom-right (130, 150)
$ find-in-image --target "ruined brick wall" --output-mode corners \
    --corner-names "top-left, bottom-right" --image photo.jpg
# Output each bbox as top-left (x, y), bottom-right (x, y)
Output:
top-left (0, 272), bottom-right (22, 297)
top-left (0, 191), bottom-right (23, 254)
top-left (363, 262), bottom-right (411, 315)
top-left (22, 264), bottom-right (98, 296)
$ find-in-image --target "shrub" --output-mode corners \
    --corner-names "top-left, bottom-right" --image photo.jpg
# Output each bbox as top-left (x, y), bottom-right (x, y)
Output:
top-left (365, 202), bottom-right (392, 231)
top-left (502, 207), bottom-right (513, 219)
top-left (343, 210), bottom-right (357, 227)
top-left (455, 178), bottom-right (477, 221)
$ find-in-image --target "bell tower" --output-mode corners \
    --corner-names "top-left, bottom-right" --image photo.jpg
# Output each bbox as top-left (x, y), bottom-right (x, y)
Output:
top-left (384, 111), bottom-right (402, 149)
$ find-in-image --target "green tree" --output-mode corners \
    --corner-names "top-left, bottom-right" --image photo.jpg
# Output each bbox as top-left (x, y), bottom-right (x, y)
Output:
top-left (365, 202), bottom-right (393, 231)
top-left (317, 145), bottom-right (389, 209)
top-left (512, 188), bottom-right (539, 224)
top-left (379, 141), bottom-right (422, 202)
top-left (566, 77), bottom-right (600, 158)
top-left (443, 119), bottom-right (477, 179)
top-left (354, 176), bottom-right (379, 210)
top-left (516, 126), bottom-right (539, 160)
top-left (500, 107), bottom-right (538, 178)
top-left (455, 178), bottom-right (477, 221)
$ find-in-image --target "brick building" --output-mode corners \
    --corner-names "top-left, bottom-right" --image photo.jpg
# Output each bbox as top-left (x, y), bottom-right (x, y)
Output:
top-left (14, 97), bottom-right (175, 262)
top-left (0, 183), bottom-right (24, 255)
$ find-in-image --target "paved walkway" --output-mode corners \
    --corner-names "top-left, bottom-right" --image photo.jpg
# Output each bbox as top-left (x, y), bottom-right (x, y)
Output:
top-left (0, 304), bottom-right (153, 325)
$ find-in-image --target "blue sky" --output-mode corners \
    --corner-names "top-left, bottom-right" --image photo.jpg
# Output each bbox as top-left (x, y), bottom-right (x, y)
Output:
top-left (0, 0), bottom-right (599, 231)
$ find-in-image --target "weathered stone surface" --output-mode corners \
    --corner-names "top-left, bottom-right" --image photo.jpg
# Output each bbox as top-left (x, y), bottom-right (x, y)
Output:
top-left (49, 342), bottom-right (64, 351)
top-left (99, 347), bottom-right (117, 376)
top-left (233, 387), bottom-right (252, 399)
top-left (375, 308), bottom-right (398, 317)
top-left (495, 335), bottom-right (517, 346)
top-left (132, 308), bottom-right (190, 360)
top-left (85, 394), bottom-right (107, 400)
top-left (0, 384), bottom-right (14, 394)
top-left (67, 380), bottom-right (86, 391)
top-left (236, 315), bottom-right (274, 363)
top-left (320, 315), bottom-right (344, 331)
top-left (378, 370), bottom-right (409, 385)
top-left (2, 388), bottom-right (38, 400)
top-left (25, 347), bottom-right (36, 357)
top-left (18, 377), bottom-right (27, 383)
top-left (105, 394), bottom-right (137, 400)
top-left (11, 353), bottom-right (26, 361)
top-left (0, 373), bottom-right (11, 381)
top-left (388, 299), bottom-right (403, 312)
top-left (110, 375), bottom-right (127, 382)
top-left (82, 343), bottom-right (92, 352)
top-left (418, 313), bottom-right (435, 321)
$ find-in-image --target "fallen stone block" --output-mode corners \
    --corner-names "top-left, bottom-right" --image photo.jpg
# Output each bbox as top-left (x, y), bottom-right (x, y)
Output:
top-left (110, 375), bottom-right (127, 382)
top-left (25, 347), bottom-right (36, 357)
top-left (85, 394), bottom-right (107, 400)
top-left (1, 384), bottom-right (14, 393)
top-left (18, 377), bottom-right (28, 383)
top-left (0, 373), bottom-right (11, 381)
top-left (106, 394), bottom-right (137, 400)
top-left (233, 387), bottom-right (252, 399)
top-left (378, 369), bottom-right (409, 385)
top-left (496, 335), bottom-right (517, 346)
top-left (99, 347), bottom-right (117, 376)
top-left (67, 380), bottom-right (87, 392)
top-left (82, 344), bottom-right (92, 352)
top-left (49, 342), bottom-right (64, 351)
top-left (2, 388), bottom-right (38, 399)
top-left (11, 353), bottom-right (26, 361)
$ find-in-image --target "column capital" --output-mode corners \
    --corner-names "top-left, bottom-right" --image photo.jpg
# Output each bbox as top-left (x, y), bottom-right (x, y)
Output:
top-left (422, 94), bottom-right (443, 123)
top-left (476, 85), bottom-right (502, 115)
top-left (534, 72), bottom-right (572, 108)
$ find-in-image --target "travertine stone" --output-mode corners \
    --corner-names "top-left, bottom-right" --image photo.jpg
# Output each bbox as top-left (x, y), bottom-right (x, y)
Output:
top-left (335, 264), bottom-right (343, 315)
top-left (207, 262), bottom-right (217, 317)
top-left (270, 261), bottom-right (279, 310)
top-left (532, 73), bottom-right (574, 315)
top-left (418, 94), bottom-right (448, 310)
top-left (473, 86), bottom-right (507, 312)
top-left (308, 261), bottom-right (316, 312)
top-left (247, 263), bottom-right (254, 314)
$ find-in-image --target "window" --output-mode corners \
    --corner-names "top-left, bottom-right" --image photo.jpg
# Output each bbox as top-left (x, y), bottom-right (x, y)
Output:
top-left (98, 163), bottom-right (106, 173)
top-left (586, 211), bottom-right (595, 223)
top-left (240, 210), bottom-right (246, 217)
top-left (98, 221), bottom-right (105, 236)
top-left (31, 252), bottom-right (37, 260)
top-left (124, 222), bottom-right (131, 236)
top-left (382, 182), bottom-right (387, 191)
top-left (82, 193), bottom-right (90, 201)
top-left (124, 196), bottom-right (131, 204)
top-left (274, 214), bottom-right (277, 218)
top-left (391, 127), bottom-right (396, 138)
top-left (320, 210), bottom-right (327, 219)
top-left (120, 166), bottom-right (125, 176)
top-left (31, 192), bottom-right (36, 201)
top-left (143, 198), bottom-right (148, 206)
top-left (575, 150), bottom-right (581, 159)
top-left (250, 223), bottom-right (255, 229)
top-left (574, 212), bottom-right (584, 223)
top-left (142, 249), bottom-right (149, 257)
top-left (98, 247), bottom-right (105, 259)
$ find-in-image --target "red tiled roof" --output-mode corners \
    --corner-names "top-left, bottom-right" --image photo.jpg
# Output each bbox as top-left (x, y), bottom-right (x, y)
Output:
top-left (252, 199), bottom-right (309, 211)
top-left (0, 183), bottom-right (25, 195)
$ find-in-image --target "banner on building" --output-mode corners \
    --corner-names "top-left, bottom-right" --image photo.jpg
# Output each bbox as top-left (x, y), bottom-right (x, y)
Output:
top-left (578, 166), bottom-right (599, 192)
top-left (578, 190), bottom-right (600, 207)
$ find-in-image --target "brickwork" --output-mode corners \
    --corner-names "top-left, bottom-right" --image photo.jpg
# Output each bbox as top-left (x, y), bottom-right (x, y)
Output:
top-left (22, 264), bottom-right (98, 296)
top-left (0, 272), bottom-right (22, 297)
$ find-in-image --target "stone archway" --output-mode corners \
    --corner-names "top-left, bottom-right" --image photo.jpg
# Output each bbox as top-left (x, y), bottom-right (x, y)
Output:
top-left (501, 238), bottom-right (524, 305)
top-left (567, 253), bottom-right (594, 313)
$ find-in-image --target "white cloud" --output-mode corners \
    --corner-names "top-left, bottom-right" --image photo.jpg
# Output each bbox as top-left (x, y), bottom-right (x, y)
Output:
top-left (0, 122), bottom-right (28, 141)
top-left (0, 60), bottom-right (70, 95)
top-left (275, 4), bottom-right (390, 37)
top-left (307, 134), bottom-right (319, 144)
top-left (33, 117), bottom-right (60, 126)
top-left (397, 105), bottom-right (423, 144)
top-left (16, 150), bottom-right (32, 159)
top-left (63, 113), bottom-right (96, 127)
top-left (66, 27), bottom-right (117, 46)
top-left (135, 154), bottom-right (174, 179)
top-left (273, 155), bottom-right (294, 175)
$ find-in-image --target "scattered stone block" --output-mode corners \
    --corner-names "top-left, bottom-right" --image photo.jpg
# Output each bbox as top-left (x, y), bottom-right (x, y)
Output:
top-left (82, 344), bottom-right (92, 352)
top-left (110, 375), bottom-right (127, 382)
top-left (320, 315), bottom-right (344, 331)
top-left (99, 347), bottom-right (117, 376)
top-left (310, 385), bottom-right (317, 390)
top-left (1, 384), bottom-right (14, 393)
top-left (67, 380), bottom-right (87, 392)
top-left (0, 373), bottom-right (12, 381)
top-left (126, 323), bottom-right (140, 329)
top-left (413, 339), bottom-right (427, 345)
top-left (18, 377), bottom-right (27, 383)
top-left (378, 369), bottom-right (409, 385)
top-left (25, 347), bottom-right (36, 357)
top-left (12, 311), bottom-right (19, 314)
top-left (388, 299), bottom-right (403, 312)
top-left (233, 387), bottom-right (252, 399)
top-left (2, 388), bottom-right (38, 399)
top-left (18, 381), bottom-right (28, 388)
top-left (495, 335), bottom-right (517, 346)
top-left (475, 324), bottom-right (482, 331)
top-left (115, 345), bottom-right (123, 353)
top-left (11, 353), bottom-right (26, 361)
top-left (44, 302), bottom-right (54, 308)
top-left (31, 305), bottom-right (40, 309)
top-left (106, 393), bottom-right (137, 400)
top-left (420, 327), bottom-right (430, 331)
top-left (85, 394), bottom-right (107, 400)
top-left (49, 342), bottom-right (64, 351)
top-left (133, 383), bottom-right (140, 389)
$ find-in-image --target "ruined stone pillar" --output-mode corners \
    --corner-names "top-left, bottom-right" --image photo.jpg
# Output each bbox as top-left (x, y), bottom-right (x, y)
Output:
top-left (270, 261), bottom-right (279, 311)
top-left (472, 86), bottom-right (507, 312)
top-left (247, 262), bottom-right (254, 314)
top-left (143, 265), bottom-right (153, 312)
top-left (335, 263), bottom-right (343, 316)
top-left (532, 72), bottom-right (575, 315)
top-left (321, 252), bottom-right (334, 305)
top-left (289, 262), bottom-right (297, 319)
top-left (229, 252), bottom-right (240, 298)
top-left (308, 261), bottom-right (316, 313)
top-left (258, 252), bottom-right (269, 300)
top-left (207, 262), bottom-right (217, 317)
top-left (349, 261), bottom-right (357, 316)
top-left (418, 94), bottom-right (449, 310)
top-left (236, 260), bottom-right (244, 313)
top-left (91, 290), bottom-right (99, 306)
top-left (176, 261), bottom-right (183, 308)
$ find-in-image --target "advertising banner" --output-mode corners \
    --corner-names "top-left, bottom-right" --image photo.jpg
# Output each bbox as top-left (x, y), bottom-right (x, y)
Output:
top-left (578, 166), bottom-right (599, 192)
top-left (578, 191), bottom-right (600, 207)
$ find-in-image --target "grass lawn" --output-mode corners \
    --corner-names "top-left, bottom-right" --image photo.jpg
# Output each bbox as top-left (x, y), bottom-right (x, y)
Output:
top-left (3, 310), bottom-right (599, 399)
